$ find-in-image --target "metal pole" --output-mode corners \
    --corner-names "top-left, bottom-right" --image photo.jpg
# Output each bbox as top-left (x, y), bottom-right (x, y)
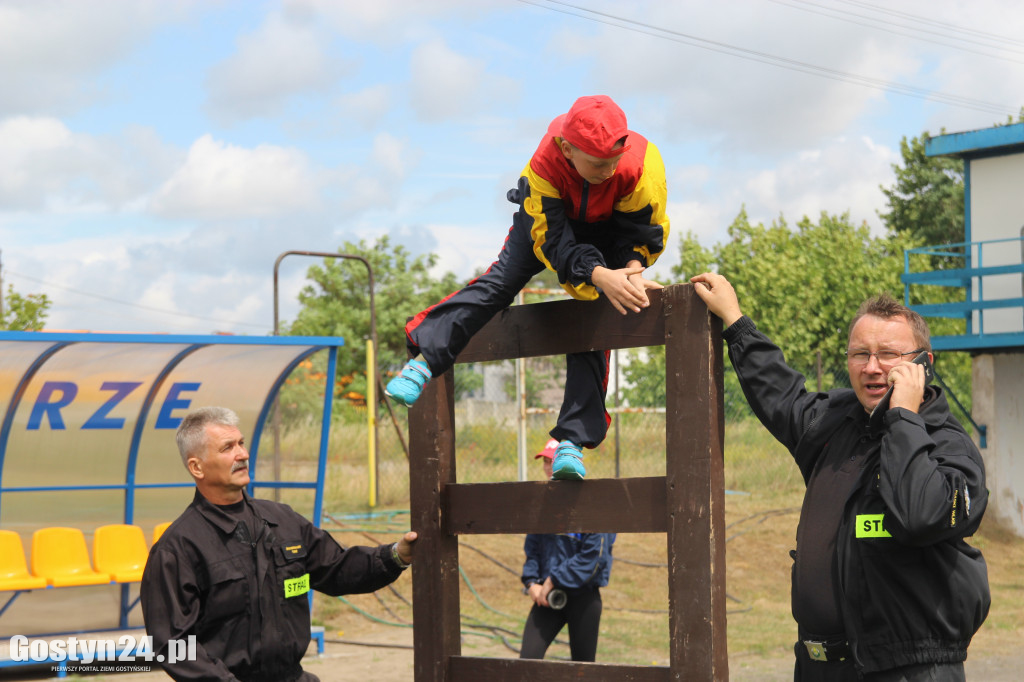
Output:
top-left (274, 250), bottom-right (379, 506)
top-left (517, 291), bottom-right (527, 481)
top-left (816, 350), bottom-right (822, 393)
top-left (614, 349), bottom-right (620, 478)
top-left (366, 338), bottom-right (377, 507)
top-left (314, 345), bottom-right (339, 526)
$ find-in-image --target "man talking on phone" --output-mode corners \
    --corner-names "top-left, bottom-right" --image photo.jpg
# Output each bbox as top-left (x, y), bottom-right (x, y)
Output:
top-left (690, 273), bottom-right (989, 682)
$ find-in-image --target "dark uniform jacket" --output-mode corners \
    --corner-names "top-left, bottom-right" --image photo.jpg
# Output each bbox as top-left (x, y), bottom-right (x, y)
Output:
top-left (140, 491), bottom-right (405, 682)
top-left (521, 532), bottom-right (614, 592)
top-left (725, 316), bottom-right (990, 673)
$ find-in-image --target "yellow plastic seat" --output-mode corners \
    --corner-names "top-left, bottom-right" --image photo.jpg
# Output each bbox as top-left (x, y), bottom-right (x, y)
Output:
top-left (0, 530), bottom-right (47, 591)
top-left (152, 521), bottom-right (172, 545)
top-left (92, 524), bottom-right (149, 583)
top-left (31, 527), bottom-right (111, 587)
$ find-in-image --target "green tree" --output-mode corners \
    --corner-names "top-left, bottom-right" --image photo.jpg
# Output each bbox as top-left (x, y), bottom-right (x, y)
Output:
top-left (1, 285), bottom-right (50, 330)
top-left (672, 230), bottom-right (715, 282)
top-left (882, 113), bottom-right (1024, 248)
top-left (282, 237), bottom-right (481, 416)
top-left (621, 210), bottom-right (925, 407)
top-left (621, 346), bottom-right (665, 407)
top-left (713, 210), bottom-right (916, 371)
top-left (523, 266), bottom-right (563, 292)
top-left (879, 131), bottom-right (965, 247)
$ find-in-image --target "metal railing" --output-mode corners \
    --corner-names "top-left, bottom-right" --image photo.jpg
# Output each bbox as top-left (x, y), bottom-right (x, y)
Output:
top-left (903, 234), bottom-right (1024, 351)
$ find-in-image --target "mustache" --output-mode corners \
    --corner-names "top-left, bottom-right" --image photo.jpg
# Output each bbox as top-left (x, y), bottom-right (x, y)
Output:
top-left (232, 462), bottom-right (249, 473)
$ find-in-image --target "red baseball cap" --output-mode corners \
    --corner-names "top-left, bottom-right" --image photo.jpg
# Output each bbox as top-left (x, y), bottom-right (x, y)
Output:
top-left (535, 438), bottom-right (559, 460)
top-left (560, 95), bottom-right (631, 159)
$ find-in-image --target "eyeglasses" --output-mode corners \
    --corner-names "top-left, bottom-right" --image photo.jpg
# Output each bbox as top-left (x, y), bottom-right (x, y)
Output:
top-left (845, 348), bottom-right (924, 366)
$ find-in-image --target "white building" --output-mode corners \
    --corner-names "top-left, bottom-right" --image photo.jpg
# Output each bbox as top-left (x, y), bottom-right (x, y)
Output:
top-left (915, 122), bottom-right (1024, 537)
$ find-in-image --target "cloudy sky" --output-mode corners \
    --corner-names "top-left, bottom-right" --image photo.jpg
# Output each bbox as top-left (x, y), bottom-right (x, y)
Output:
top-left (1, 0), bottom-right (1022, 335)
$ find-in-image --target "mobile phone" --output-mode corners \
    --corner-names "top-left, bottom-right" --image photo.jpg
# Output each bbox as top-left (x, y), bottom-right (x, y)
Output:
top-left (919, 351), bottom-right (933, 382)
top-left (868, 351), bottom-right (932, 428)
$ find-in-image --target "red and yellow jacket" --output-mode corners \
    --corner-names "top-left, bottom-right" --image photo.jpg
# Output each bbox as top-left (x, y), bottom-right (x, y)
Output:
top-left (513, 114), bottom-right (670, 300)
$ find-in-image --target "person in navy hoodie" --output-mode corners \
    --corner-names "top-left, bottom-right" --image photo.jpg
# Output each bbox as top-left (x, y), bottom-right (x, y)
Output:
top-left (518, 439), bottom-right (616, 661)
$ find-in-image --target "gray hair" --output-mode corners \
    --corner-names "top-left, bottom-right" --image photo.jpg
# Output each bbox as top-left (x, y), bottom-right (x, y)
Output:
top-left (176, 406), bottom-right (240, 467)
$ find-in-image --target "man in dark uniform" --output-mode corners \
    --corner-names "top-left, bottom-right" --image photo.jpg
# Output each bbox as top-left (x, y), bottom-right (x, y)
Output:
top-left (140, 406), bottom-right (416, 682)
top-left (691, 273), bottom-right (989, 681)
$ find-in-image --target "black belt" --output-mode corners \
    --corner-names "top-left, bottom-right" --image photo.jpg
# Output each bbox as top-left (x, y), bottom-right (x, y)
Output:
top-left (802, 638), bottom-right (851, 663)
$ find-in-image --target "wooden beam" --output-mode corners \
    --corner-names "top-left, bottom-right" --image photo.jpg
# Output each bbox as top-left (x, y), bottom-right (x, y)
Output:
top-left (663, 284), bottom-right (727, 680)
top-left (455, 288), bottom-right (667, 363)
top-left (443, 477), bottom-right (668, 535)
top-left (449, 656), bottom-right (672, 681)
top-left (408, 284), bottom-right (728, 681)
top-left (409, 370), bottom-right (461, 682)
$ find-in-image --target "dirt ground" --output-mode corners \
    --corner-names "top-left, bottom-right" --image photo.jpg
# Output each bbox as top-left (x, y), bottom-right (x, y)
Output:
top-left (3, 492), bottom-right (1019, 681)
top-left (3, 625), bottom-right (1014, 678)
top-left (3, 630), bottom-right (1019, 681)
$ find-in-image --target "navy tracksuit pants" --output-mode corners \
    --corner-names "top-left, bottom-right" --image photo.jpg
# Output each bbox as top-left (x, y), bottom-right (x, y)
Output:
top-left (519, 586), bottom-right (603, 662)
top-left (404, 215), bottom-right (611, 448)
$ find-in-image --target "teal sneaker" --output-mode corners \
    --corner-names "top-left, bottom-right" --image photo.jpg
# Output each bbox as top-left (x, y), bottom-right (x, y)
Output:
top-left (385, 359), bottom-right (432, 407)
top-left (551, 440), bottom-right (586, 481)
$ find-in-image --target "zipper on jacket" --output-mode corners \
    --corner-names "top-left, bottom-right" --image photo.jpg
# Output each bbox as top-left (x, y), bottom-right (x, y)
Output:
top-left (579, 181), bottom-right (589, 219)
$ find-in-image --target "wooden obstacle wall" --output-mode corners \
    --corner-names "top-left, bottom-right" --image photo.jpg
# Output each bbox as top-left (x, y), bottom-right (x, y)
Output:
top-left (407, 283), bottom-right (727, 681)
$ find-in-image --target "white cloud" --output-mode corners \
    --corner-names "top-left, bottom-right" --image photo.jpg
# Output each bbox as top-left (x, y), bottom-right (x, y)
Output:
top-left (205, 10), bottom-right (344, 123)
top-left (334, 174), bottom-right (393, 216)
top-left (174, 270), bottom-right (272, 332)
top-left (313, 134), bottom-right (420, 216)
top-left (135, 271), bottom-right (183, 315)
top-left (6, 0), bottom-right (1021, 339)
top-left (335, 85), bottom-right (393, 130)
top-left (0, 0), bottom-right (192, 116)
top-left (0, 116), bottom-right (177, 212)
top-left (424, 221), bottom-right (505, 279)
top-left (540, 0), bottom-right (1022, 154)
top-left (671, 199), bottom-right (728, 247)
top-left (4, 228), bottom-right (281, 335)
top-left (306, 0), bottom-right (500, 43)
top-left (150, 135), bottom-right (322, 220)
top-left (657, 134), bottom-right (899, 261)
top-left (408, 39), bottom-right (517, 122)
top-left (371, 132), bottom-right (412, 182)
top-left (0, 116), bottom-right (76, 207)
top-left (742, 135), bottom-right (899, 235)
